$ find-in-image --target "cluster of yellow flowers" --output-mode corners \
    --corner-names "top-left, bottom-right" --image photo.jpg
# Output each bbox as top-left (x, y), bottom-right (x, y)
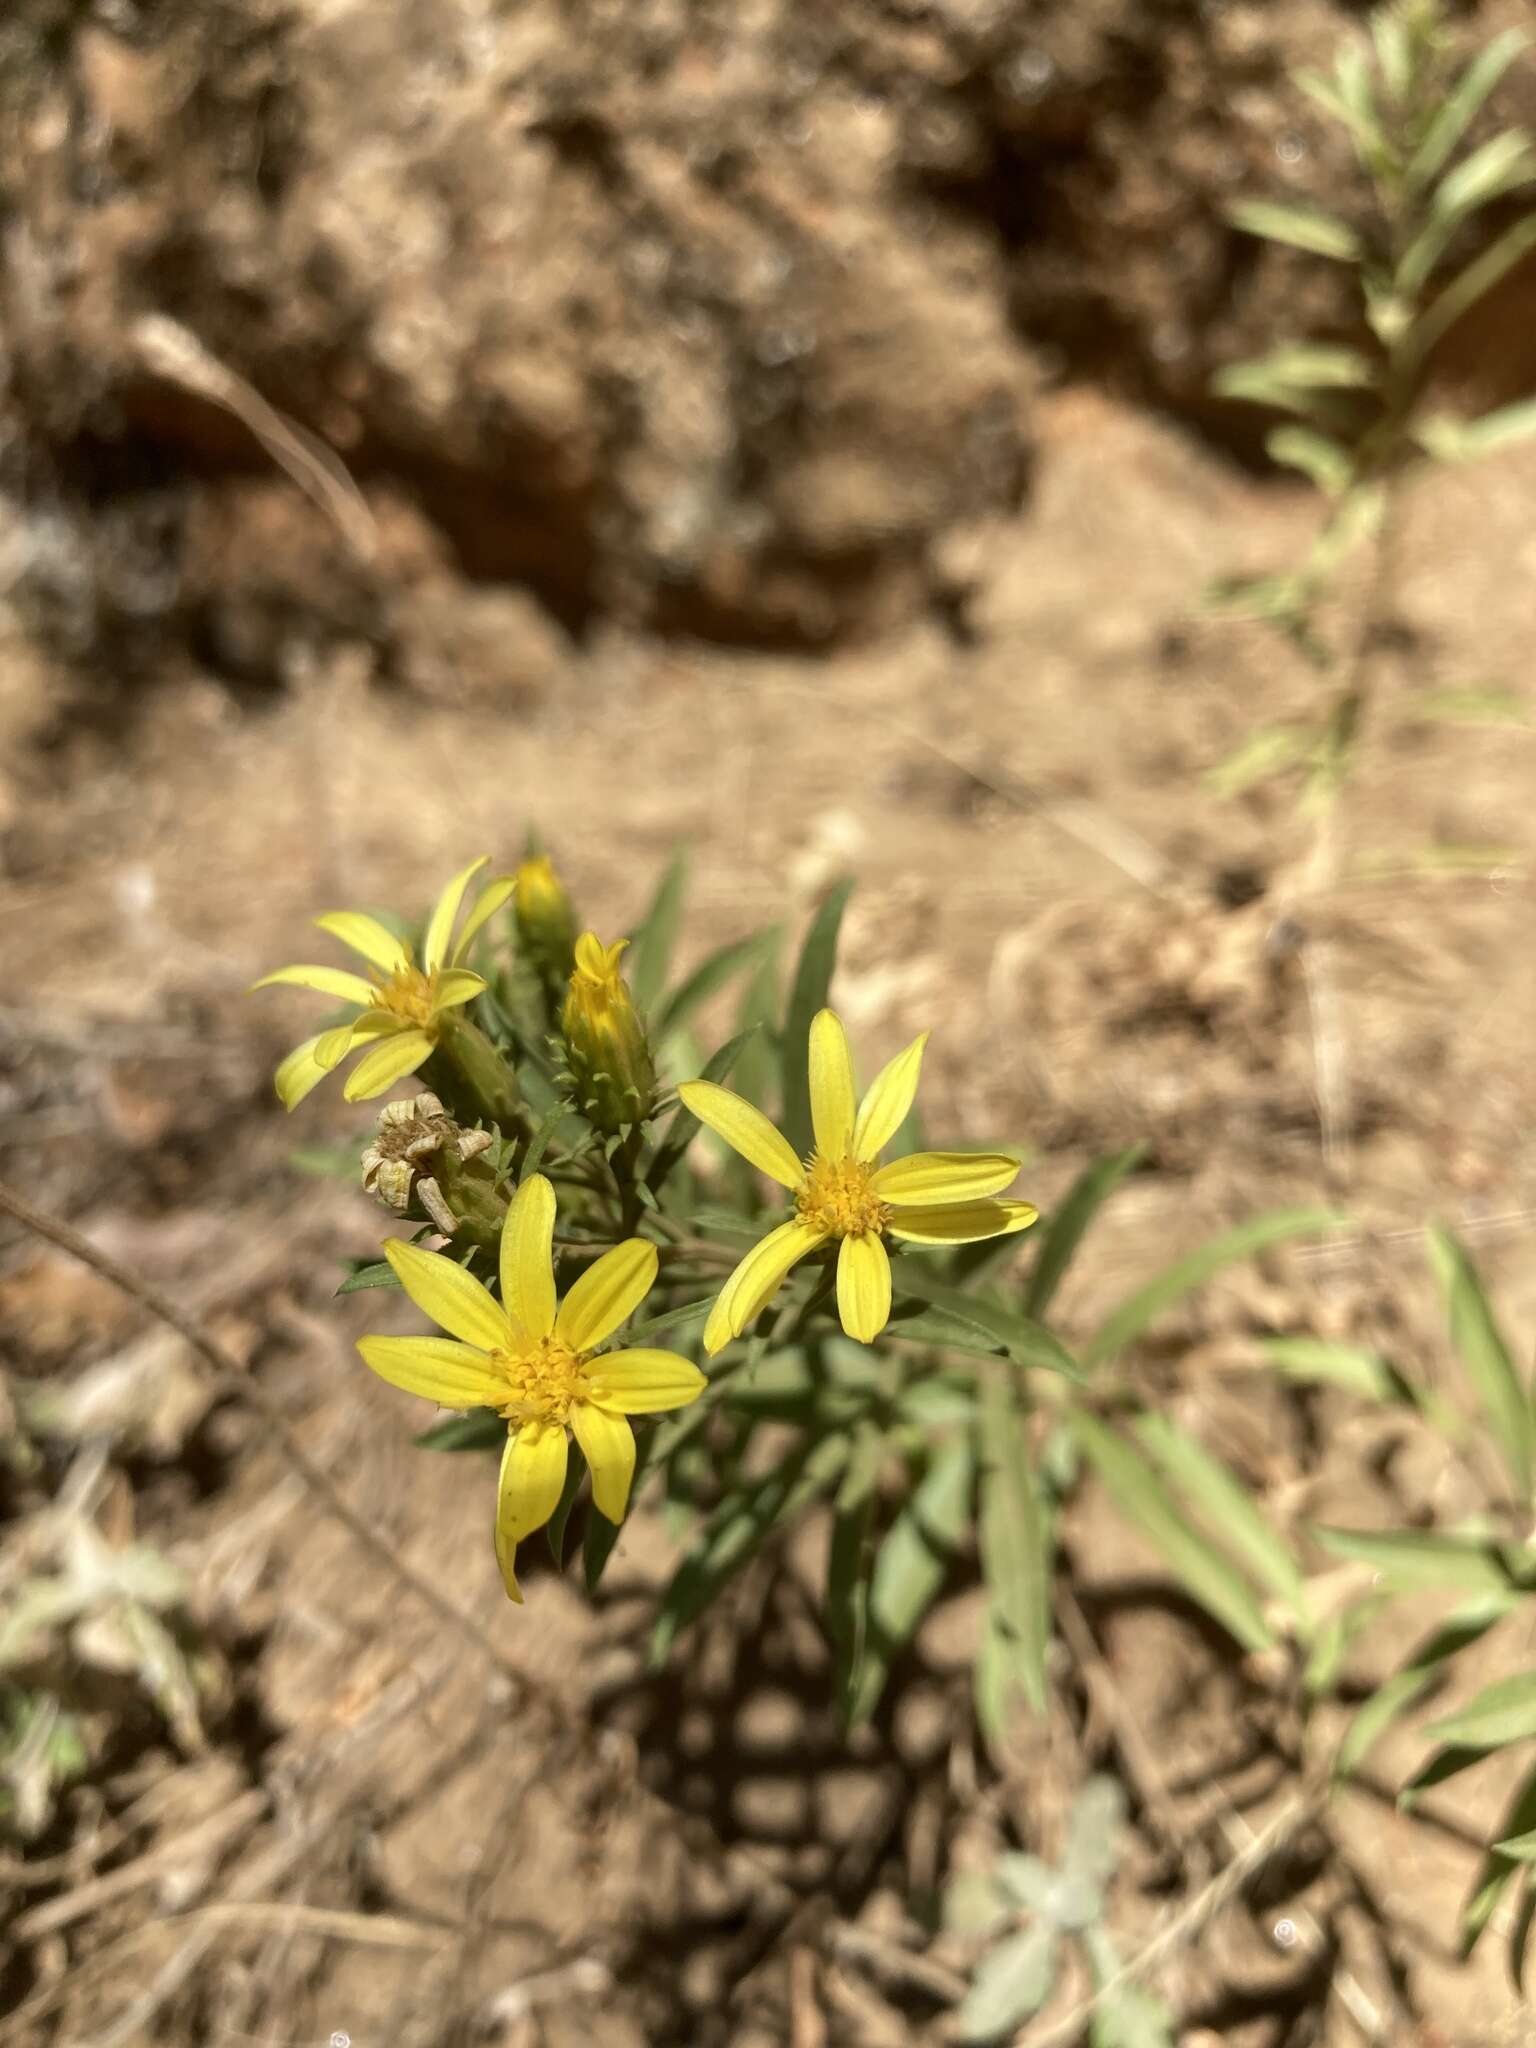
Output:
top-left (255, 856), bottom-right (1035, 1603)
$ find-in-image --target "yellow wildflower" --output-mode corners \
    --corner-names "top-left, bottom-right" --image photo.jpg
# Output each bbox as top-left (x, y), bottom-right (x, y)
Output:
top-left (254, 856), bottom-right (513, 1109)
top-left (561, 932), bottom-right (658, 1131)
top-left (680, 1009), bottom-right (1037, 1353)
top-left (358, 1173), bottom-right (705, 1602)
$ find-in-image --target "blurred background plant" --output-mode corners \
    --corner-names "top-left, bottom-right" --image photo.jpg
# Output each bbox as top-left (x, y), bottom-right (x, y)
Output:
top-left (1210, 0), bottom-right (1535, 836)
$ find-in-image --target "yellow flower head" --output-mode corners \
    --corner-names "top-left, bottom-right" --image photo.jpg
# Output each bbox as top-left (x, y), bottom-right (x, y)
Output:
top-left (253, 857), bottom-right (514, 1109)
top-left (679, 1009), bottom-right (1037, 1354)
top-left (561, 932), bottom-right (658, 1133)
top-left (358, 1174), bottom-right (705, 1601)
top-left (512, 854), bottom-right (578, 981)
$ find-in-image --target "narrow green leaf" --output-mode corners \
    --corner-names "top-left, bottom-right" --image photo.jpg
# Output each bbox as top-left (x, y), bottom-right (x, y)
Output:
top-left (1428, 1672), bottom-right (1536, 1751)
top-left (1371, 14), bottom-right (1411, 103)
top-left (413, 1408), bottom-right (504, 1453)
top-left (1461, 1758), bottom-right (1536, 1958)
top-left (1406, 215), bottom-right (1536, 369)
top-left (850, 1434), bottom-right (976, 1723)
top-left (628, 846), bottom-right (689, 1013)
top-left (1313, 1525), bottom-right (1522, 1595)
top-left (1257, 1336), bottom-right (1411, 1404)
top-left (1226, 198), bottom-right (1362, 260)
top-left (1416, 400), bottom-right (1536, 463)
top-left (829, 1423), bottom-right (885, 1723)
top-left (1494, 1829), bottom-right (1536, 1862)
top-left (1134, 1413), bottom-right (1305, 1614)
top-left (1084, 1208), bottom-right (1344, 1368)
top-left (619, 1295), bottom-right (714, 1346)
top-left (892, 1266), bottom-right (1082, 1381)
top-left (519, 1097), bottom-right (570, 1185)
top-left (1206, 725), bottom-right (1311, 798)
top-left (780, 879), bottom-right (854, 1157)
top-left (1304, 1590), bottom-right (1390, 1700)
top-left (958, 1924), bottom-right (1059, 2042)
top-left (1427, 1225), bottom-right (1533, 1503)
top-left (1297, 58), bottom-right (1382, 157)
top-left (336, 1261), bottom-right (404, 1296)
top-left (651, 1436), bottom-right (848, 1660)
top-left (977, 1374), bottom-right (1052, 1718)
top-left (1432, 129), bottom-right (1536, 224)
top-left (1267, 425), bottom-right (1354, 498)
top-left (1406, 31), bottom-right (1529, 192)
top-left (653, 932), bottom-right (772, 1039)
top-left (1022, 1145), bottom-right (1145, 1319)
top-left (645, 1024), bottom-right (762, 1193)
top-left (1072, 1414), bottom-right (1274, 1653)
top-left (1336, 1601), bottom-right (1516, 1779)
top-left (1217, 343), bottom-right (1377, 396)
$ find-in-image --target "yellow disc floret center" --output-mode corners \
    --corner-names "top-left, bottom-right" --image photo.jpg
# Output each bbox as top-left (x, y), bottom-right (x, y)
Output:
top-left (491, 1335), bottom-right (588, 1426)
top-left (374, 963), bottom-right (438, 1030)
top-left (796, 1153), bottom-right (893, 1239)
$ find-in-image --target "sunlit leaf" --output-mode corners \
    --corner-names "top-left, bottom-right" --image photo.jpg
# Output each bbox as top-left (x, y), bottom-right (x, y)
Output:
top-left (958, 1923), bottom-right (1059, 2043)
top-left (1428, 1225), bottom-right (1534, 1504)
top-left (1313, 1525), bottom-right (1524, 1595)
top-left (1461, 1758), bottom-right (1536, 1959)
top-left (1257, 1336), bottom-right (1412, 1404)
top-left (1072, 1414), bottom-right (1274, 1653)
top-left (1336, 1601), bottom-right (1516, 1779)
top-left (1406, 30), bottom-right (1530, 192)
top-left (977, 1374), bottom-right (1052, 1720)
top-left (850, 1435), bottom-right (975, 1723)
top-left (1427, 1672), bottom-right (1536, 1751)
top-left (628, 846), bottom-right (689, 1012)
top-left (1085, 1207), bottom-right (1344, 1367)
top-left (1134, 1414), bottom-right (1306, 1616)
top-left (1022, 1145), bottom-right (1145, 1320)
top-left (1226, 198), bottom-right (1362, 260)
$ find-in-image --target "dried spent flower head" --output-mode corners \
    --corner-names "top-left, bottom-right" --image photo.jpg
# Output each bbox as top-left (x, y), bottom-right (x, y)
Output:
top-left (361, 1091), bottom-right (493, 1216)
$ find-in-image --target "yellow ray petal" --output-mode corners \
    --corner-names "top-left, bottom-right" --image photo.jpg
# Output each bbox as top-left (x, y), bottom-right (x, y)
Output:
top-left (357, 1335), bottom-right (501, 1410)
top-left (808, 1008), bottom-right (856, 1160)
top-left (852, 1031), bottom-right (929, 1162)
top-left (677, 1081), bottom-right (804, 1190)
top-left (314, 911), bottom-right (410, 975)
top-left (555, 1238), bottom-right (657, 1353)
top-left (871, 1150), bottom-right (1023, 1206)
top-left (570, 1402), bottom-right (637, 1522)
top-left (501, 1173), bottom-right (557, 1342)
top-left (836, 1232), bottom-right (891, 1344)
top-left (452, 876), bottom-right (516, 964)
top-left (274, 1035), bottom-right (332, 1110)
top-left (315, 1009), bottom-right (401, 1072)
top-left (496, 1420), bottom-right (569, 1548)
top-left (584, 1348), bottom-right (708, 1414)
top-left (703, 1219), bottom-right (825, 1356)
top-left (492, 1432), bottom-right (526, 1603)
top-left (251, 964), bottom-right (376, 1006)
top-left (422, 855), bottom-right (488, 974)
top-left (431, 968), bottom-right (487, 1012)
top-left (887, 1198), bottom-right (1039, 1246)
top-left (384, 1237), bottom-right (510, 1351)
top-left (343, 1029), bottom-right (434, 1100)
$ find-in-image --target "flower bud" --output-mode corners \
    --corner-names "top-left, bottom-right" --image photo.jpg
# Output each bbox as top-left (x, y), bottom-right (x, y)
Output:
top-left (560, 932), bottom-right (658, 1133)
top-left (513, 855), bottom-right (579, 986)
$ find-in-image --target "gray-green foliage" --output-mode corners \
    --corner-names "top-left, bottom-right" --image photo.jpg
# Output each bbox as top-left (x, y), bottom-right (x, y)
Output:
top-left (1305, 1230), bottom-right (1536, 1982)
top-left (1210, 0), bottom-right (1535, 793)
top-left (947, 1777), bottom-right (1175, 2044)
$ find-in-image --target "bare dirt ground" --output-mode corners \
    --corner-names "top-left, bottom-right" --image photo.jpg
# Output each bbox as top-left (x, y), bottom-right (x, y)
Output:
top-left (5, 386), bottom-right (1536, 2048)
